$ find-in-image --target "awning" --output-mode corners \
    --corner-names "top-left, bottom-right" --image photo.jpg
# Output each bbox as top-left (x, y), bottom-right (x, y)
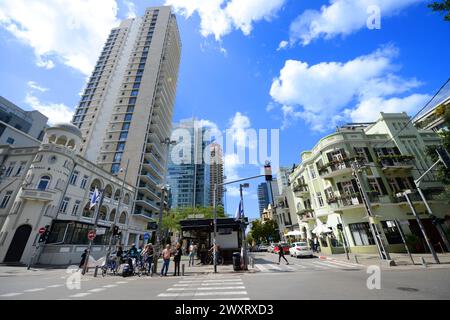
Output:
top-left (286, 230), bottom-right (302, 236)
top-left (312, 219), bottom-right (333, 235)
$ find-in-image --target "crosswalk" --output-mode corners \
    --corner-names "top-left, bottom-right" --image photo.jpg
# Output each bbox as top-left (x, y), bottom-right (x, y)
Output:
top-left (157, 276), bottom-right (250, 300)
top-left (253, 259), bottom-right (361, 273)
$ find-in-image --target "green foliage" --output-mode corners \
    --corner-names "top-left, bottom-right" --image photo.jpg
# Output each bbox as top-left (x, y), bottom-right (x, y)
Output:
top-left (250, 219), bottom-right (280, 244)
top-left (162, 206), bottom-right (228, 233)
top-left (428, 0), bottom-right (450, 21)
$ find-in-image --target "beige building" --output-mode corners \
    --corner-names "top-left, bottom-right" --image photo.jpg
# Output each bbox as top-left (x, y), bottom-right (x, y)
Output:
top-left (210, 143), bottom-right (224, 206)
top-left (0, 124), bottom-right (151, 266)
top-left (288, 113), bottom-right (449, 255)
top-left (71, 6), bottom-right (181, 219)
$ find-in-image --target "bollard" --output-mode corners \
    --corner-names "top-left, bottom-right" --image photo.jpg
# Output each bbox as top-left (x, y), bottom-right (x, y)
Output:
top-left (94, 265), bottom-right (99, 277)
top-left (420, 256), bottom-right (427, 267)
top-left (251, 257), bottom-right (255, 269)
top-left (354, 254), bottom-right (359, 264)
top-left (182, 264), bottom-right (185, 276)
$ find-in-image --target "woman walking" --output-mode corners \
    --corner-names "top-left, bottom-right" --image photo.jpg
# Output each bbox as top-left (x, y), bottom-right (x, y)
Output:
top-left (160, 244), bottom-right (171, 277)
top-left (188, 243), bottom-right (197, 267)
top-left (277, 243), bottom-right (289, 265)
top-left (173, 243), bottom-right (183, 276)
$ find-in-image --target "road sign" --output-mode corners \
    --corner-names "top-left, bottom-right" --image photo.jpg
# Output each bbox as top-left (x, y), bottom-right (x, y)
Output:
top-left (95, 228), bottom-right (106, 235)
top-left (88, 230), bottom-right (96, 241)
top-left (144, 233), bottom-right (150, 241)
top-left (38, 227), bottom-right (46, 235)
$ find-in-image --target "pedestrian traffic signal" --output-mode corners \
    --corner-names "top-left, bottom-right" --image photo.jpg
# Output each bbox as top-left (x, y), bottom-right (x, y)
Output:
top-left (436, 146), bottom-right (450, 169)
top-left (337, 223), bottom-right (343, 231)
top-left (264, 161), bottom-right (272, 181)
top-left (38, 225), bottom-right (50, 243)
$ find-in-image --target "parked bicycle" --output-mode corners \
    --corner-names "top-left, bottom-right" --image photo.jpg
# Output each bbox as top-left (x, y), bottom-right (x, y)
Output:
top-left (205, 251), bottom-right (224, 265)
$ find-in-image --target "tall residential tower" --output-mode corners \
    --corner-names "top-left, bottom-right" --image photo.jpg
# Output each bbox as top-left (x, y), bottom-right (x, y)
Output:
top-left (71, 6), bottom-right (181, 219)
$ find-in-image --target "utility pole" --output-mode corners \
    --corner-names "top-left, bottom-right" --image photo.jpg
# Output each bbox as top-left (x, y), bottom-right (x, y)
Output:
top-left (239, 183), bottom-right (250, 270)
top-left (82, 189), bottom-right (105, 275)
top-left (351, 160), bottom-right (391, 260)
top-left (213, 183), bottom-right (218, 274)
top-left (105, 159), bottom-right (130, 265)
top-left (394, 219), bottom-right (415, 265)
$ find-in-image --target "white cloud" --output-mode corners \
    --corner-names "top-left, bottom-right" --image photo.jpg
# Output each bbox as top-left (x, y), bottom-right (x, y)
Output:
top-left (27, 81), bottom-right (48, 92)
top-left (229, 112), bottom-right (256, 149)
top-left (0, 0), bottom-right (120, 75)
top-left (270, 46), bottom-right (426, 131)
top-left (25, 82), bottom-right (74, 125)
top-left (123, 0), bottom-right (137, 19)
top-left (166, 0), bottom-right (285, 40)
top-left (289, 0), bottom-right (424, 46)
top-left (277, 40), bottom-right (288, 51)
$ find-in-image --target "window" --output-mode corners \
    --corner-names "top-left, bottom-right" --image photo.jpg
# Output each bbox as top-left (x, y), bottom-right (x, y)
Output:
top-left (381, 220), bottom-right (403, 244)
top-left (127, 106), bottom-right (134, 113)
top-left (124, 114), bottom-right (132, 122)
top-left (0, 191), bottom-right (13, 208)
top-left (349, 223), bottom-right (375, 246)
top-left (122, 123), bottom-right (130, 131)
top-left (70, 201), bottom-right (80, 216)
top-left (117, 142), bottom-right (126, 152)
top-left (69, 171), bottom-right (79, 185)
top-left (34, 154), bottom-right (43, 163)
top-left (80, 176), bottom-right (89, 189)
top-left (133, 83), bottom-right (140, 89)
top-left (15, 162), bottom-right (26, 176)
top-left (129, 97), bottom-right (137, 105)
top-left (119, 132), bottom-right (128, 140)
top-left (37, 176), bottom-right (51, 191)
top-left (131, 90), bottom-right (139, 97)
top-left (111, 164), bottom-right (120, 174)
top-left (367, 178), bottom-right (381, 195)
top-left (59, 197), bottom-right (70, 213)
top-left (6, 137), bottom-right (14, 144)
top-left (316, 192), bottom-right (324, 207)
top-left (114, 153), bottom-right (123, 162)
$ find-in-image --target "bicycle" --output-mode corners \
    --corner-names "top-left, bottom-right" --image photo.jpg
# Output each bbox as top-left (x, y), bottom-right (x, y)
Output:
top-left (205, 251), bottom-right (224, 265)
top-left (101, 256), bottom-right (118, 277)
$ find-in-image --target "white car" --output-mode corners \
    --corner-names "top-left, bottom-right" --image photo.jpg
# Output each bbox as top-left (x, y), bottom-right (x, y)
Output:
top-left (289, 242), bottom-right (314, 258)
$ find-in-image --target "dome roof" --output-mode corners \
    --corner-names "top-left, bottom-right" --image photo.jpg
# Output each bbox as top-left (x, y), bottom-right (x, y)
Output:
top-left (47, 123), bottom-right (82, 138)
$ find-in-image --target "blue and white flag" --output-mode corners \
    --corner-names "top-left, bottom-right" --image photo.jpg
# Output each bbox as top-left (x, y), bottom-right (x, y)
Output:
top-left (235, 200), bottom-right (244, 220)
top-left (90, 188), bottom-right (100, 209)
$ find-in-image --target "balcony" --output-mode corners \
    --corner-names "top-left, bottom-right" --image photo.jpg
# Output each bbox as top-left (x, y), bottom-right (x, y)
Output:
top-left (296, 209), bottom-right (315, 222)
top-left (138, 184), bottom-right (161, 200)
top-left (20, 188), bottom-right (56, 202)
top-left (135, 197), bottom-right (160, 212)
top-left (378, 155), bottom-right (415, 173)
top-left (317, 157), bottom-right (361, 179)
top-left (293, 184), bottom-right (309, 197)
top-left (327, 192), bottom-right (380, 210)
top-left (140, 172), bottom-right (161, 186)
top-left (142, 159), bottom-right (164, 179)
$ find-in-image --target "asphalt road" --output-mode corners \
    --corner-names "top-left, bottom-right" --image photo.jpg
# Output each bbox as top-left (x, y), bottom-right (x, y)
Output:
top-left (0, 252), bottom-right (449, 300)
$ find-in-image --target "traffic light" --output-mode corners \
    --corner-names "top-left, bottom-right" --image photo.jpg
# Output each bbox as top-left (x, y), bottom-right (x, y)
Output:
top-left (147, 222), bottom-right (157, 230)
top-left (264, 161), bottom-right (272, 181)
top-left (436, 146), bottom-right (450, 169)
top-left (337, 223), bottom-right (343, 231)
top-left (38, 225), bottom-right (50, 243)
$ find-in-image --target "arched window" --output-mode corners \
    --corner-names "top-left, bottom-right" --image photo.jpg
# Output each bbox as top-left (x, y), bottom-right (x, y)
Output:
top-left (67, 139), bottom-right (76, 149)
top-left (90, 179), bottom-right (102, 192)
top-left (99, 206), bottom-right (108, 221)
top-left (56, 135), bottom-right (68, 146)
top-left (109, 209), bottom-right (116, 222)
top-left (119, 212), bottom-right (127, 224)
top-left (104, 185), bottom-right (113, 199)
top-left (114, 190), bottom-right (121, 201)
top-left (82, 203), bottom-right (95, 218)
top-left (37, 176), bottom-right (51, 191)
top-left (48, 135), bottom-right (57, 144)
top-left (124, 193), bottom-right (130, 205)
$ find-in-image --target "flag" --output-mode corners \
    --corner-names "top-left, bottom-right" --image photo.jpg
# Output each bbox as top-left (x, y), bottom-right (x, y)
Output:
top-left (90, 188), bottom-right (100, 209)
top-left (235, 200), bottom-right (244, 220)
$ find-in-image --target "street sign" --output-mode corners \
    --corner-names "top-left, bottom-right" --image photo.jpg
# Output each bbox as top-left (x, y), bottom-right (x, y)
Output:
top-left (144, 233), bottom-right (150, 240)
top-left (38, 227), bottom-right (46, 235)
top-left (95, 228), bottom-right (106, 235)
top-left (88, 230), bottom-right (96, 241)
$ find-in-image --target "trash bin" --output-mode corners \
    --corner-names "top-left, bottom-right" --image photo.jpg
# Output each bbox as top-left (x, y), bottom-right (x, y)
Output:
top-left (232, 252), bottom-right (241, 271)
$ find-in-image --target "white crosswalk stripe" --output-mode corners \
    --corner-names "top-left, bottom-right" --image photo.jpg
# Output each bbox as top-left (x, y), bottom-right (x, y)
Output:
top-left (158, 277), bottom-right (249, 300)
top-left (253, 258), bottom-right (361, 273)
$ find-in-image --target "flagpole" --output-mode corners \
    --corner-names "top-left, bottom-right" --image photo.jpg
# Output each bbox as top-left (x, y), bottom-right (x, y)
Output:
top-left (82, 188), bottom-right (105, 275)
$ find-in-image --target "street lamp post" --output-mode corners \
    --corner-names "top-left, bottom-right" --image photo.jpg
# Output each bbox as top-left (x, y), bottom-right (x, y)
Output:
top-left (239, 183), bottom-right (250, 270)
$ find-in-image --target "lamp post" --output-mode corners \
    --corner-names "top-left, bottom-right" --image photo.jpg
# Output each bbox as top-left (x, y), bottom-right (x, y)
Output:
top-left (239, 183), bottom-right (250, 270)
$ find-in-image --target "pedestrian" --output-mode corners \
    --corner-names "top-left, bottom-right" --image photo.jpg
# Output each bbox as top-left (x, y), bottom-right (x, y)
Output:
top-left (188, 243), bottom-right (197, 267)
top-left (277, 243), bottom-right (289, 265)
top-left (79, 249), bottom-right (88, 269)
top-left (313, 238), bottom-right (318, 253)
top-left (173, 243), bottom-right (182, 276)
top-left (160, 244), bottom-right (171, 277)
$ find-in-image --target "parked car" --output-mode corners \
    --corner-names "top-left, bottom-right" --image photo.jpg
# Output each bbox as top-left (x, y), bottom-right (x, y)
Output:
top-left (289, 242), bottom-right (314, 258)
top-left (267, 243), bottom-right (276, 253)
top-left (257, 244), bottom-right (268, 252)
top-left (273, 242), bottom-right (290, 255)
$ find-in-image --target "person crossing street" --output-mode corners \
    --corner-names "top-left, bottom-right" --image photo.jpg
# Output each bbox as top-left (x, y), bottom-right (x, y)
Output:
top-left (277, 243), bottom-right (289, 265)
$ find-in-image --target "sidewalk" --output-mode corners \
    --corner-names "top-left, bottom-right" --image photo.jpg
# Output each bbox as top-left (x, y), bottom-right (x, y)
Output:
top-left (317, 252), bottom-right (450, 269)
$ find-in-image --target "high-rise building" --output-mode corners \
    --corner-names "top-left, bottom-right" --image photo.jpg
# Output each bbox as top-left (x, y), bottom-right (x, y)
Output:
top-left (0, 96), bottom-right (48, 146)
top-left (71, 6), bottom-right (181, 219)
top-left (276, 166), bottom-right (291, 194)
top-left (210, 142), bottom-right (224, 206)
top-left (257, 183), bottom-right (270, 217)
top-left (167, 119), bottom-right (211, 208)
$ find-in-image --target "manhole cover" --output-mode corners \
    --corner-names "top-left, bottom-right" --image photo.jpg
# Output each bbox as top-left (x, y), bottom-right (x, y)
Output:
top-left (397, 287), bottom-right (419, 292)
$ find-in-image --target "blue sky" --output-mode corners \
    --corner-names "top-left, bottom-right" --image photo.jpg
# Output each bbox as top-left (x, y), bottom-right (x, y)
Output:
top-left (0, 0), bottom-right (449, 219)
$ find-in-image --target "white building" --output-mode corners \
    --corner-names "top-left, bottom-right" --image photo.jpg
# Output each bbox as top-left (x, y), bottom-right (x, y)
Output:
top-left (0, 124), bottom-right (151, 266)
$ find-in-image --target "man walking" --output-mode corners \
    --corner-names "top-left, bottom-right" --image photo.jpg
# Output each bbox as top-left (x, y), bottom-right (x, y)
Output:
top-left (188, 243), bottom-right (197, 267)
top-left (160, 244), bottom-right (171, 277)
top-left (277, 243), bottom-right (289, 265)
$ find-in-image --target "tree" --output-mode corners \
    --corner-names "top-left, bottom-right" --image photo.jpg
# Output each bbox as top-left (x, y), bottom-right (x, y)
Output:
top-left (426, 104), bottom-right (450, 203)
top-left (249, 219), bottom-right (280, 244)
top-left (428, 0), bottom-right (450, 21)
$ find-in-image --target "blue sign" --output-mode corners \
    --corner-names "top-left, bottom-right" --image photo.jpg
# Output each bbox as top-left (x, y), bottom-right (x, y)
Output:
top-left (144, 233), bottom-right (150, 240)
